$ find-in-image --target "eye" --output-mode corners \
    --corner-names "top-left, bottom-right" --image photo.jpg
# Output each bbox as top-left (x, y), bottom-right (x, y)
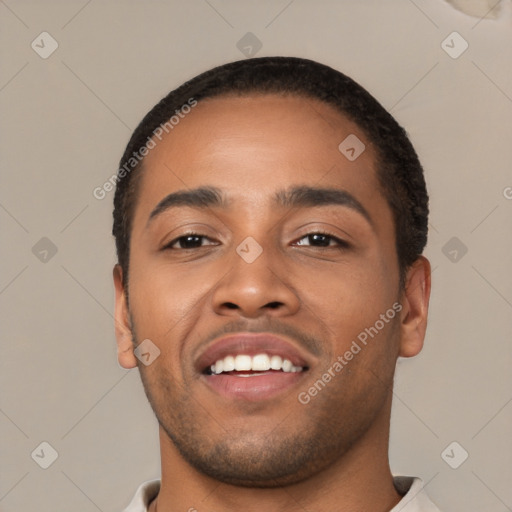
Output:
top-left (163, 233), bottom-right (218, 250)
top-left (294, 232), bottom-right (349, 249)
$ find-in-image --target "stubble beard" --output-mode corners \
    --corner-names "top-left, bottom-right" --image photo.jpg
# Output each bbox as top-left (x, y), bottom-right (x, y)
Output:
top-left (137, 355), bottom-right (392, 488)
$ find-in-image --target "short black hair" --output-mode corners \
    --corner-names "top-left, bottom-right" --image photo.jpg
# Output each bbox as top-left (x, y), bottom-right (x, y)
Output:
top-left (113, 56), bottom-right (428, 288)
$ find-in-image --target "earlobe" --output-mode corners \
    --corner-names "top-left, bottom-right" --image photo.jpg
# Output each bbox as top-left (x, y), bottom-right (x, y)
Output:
top-left (398, 256), bottom-right (431, 358)
top-left (113, 265), bottom-right (137, 369)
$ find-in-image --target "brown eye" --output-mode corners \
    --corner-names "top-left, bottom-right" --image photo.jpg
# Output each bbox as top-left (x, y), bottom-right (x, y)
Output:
top-left (164, 234), bottom-right (217, 250)
top-left (295, 232), bottom-right (349, 249)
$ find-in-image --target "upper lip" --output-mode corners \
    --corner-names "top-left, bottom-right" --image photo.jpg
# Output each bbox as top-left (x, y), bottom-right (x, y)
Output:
top-left (196, 333), bottom-right (313, 373)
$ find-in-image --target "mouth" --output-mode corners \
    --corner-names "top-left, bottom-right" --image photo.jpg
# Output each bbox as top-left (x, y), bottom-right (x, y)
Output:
top-left (205, 353), bottom-right (305, 375)
top-left (196, 333), bottom-right (312, 401)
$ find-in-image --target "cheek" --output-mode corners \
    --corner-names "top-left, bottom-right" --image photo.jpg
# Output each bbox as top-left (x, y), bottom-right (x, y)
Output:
top-left (127, 259), bottom-right (209, 339)
top-left (299, 260), bottom-right (398, 353)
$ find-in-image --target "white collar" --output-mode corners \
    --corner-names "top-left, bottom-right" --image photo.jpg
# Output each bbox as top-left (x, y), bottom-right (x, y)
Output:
top-left (122, 476), bottom-right (441, 511)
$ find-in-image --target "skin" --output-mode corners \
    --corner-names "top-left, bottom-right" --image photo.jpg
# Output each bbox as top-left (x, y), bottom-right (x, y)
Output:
top-left (113, 94), bottom-right (431, 512)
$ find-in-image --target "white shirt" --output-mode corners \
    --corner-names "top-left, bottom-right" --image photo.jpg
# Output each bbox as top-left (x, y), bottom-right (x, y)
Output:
top-left (122, 476), bottom-right (442, 511)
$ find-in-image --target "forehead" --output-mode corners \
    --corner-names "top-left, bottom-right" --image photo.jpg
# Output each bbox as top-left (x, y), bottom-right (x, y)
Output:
top-left (136, 93), bottom-right (382, 206)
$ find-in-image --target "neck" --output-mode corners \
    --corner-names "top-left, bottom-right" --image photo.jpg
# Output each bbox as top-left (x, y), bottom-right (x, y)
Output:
top-left (150, 395), bottom-right (400, 512)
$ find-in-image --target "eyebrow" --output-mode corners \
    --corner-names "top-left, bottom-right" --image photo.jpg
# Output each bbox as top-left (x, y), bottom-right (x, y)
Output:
top-left (147, 185), bottom-right (374, 229)
top-left (147, 186), bottom-right (225, 225)
top-left (274, 186), bottom-right (374, 228)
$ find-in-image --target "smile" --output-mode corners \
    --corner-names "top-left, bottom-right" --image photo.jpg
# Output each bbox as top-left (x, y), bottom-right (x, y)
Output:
top-left (196, 333), bottom-right (314, 401)
top-left (207, 353), bottom-right (305, 375)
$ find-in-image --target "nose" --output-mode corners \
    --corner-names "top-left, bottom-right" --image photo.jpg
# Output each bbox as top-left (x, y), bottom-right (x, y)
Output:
top-left (211, 243), bottom-right (300, 319)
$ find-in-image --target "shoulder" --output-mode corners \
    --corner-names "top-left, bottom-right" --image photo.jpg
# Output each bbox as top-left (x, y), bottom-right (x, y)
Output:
top-left (121, 479), bottom-right (161, 512)
top-left (391, 476), bottom-right (443, 511)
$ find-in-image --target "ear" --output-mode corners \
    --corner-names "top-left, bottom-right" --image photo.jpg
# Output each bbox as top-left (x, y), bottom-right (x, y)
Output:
top-left (113, 265), bottom-right (137, 369)
top-left (398, 256), bottom-right (431, 358)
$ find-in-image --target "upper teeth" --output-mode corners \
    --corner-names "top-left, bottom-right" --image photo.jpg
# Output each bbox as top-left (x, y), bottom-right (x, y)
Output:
top-left (210, 354), bottom-right (303, 375)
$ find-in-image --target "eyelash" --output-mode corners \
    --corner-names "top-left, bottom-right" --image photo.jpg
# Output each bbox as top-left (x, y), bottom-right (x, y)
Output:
top-left (163, 231), bottom-right (350, 251)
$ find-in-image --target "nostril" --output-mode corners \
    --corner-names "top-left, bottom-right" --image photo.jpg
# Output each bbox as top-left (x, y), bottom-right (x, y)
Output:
top-left (266, 302), bottom-right (282, 309)
top-left (224, 302), bottom-right (238, 309)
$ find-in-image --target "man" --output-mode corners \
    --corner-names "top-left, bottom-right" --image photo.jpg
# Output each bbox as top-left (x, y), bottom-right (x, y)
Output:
top-left (112, 56), bottom-right (438, 511)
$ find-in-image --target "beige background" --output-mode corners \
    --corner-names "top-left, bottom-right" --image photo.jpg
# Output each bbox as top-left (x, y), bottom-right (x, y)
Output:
top-left (1, 1), bottom-right (511, 511)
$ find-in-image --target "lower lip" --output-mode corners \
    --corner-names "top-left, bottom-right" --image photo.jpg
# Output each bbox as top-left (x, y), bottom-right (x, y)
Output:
top-left (202, 370), bottom-right (306, 401)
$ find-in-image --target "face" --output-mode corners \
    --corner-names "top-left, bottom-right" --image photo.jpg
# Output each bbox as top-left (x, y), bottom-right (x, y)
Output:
top-left (114, 94), bottom-right (428, 487)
